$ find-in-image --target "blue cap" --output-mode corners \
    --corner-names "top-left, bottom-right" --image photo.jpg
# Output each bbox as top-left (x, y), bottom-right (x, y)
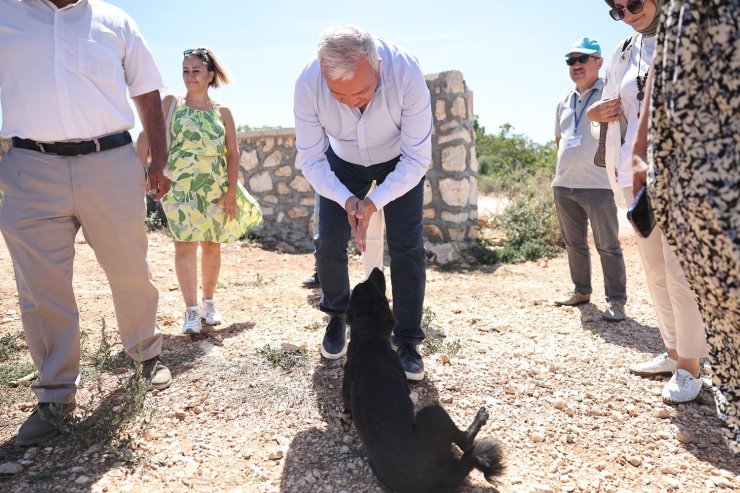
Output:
top-left (565, 38), bottom-right (601, 57)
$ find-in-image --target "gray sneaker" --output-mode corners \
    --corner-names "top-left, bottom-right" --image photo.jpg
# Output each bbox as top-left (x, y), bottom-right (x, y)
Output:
top-left (602, 302), bottom-right (626, 322)
top-left (15, 402), bottom-right (75, 447)
top-left (553, 291), bottom-right (591, 306)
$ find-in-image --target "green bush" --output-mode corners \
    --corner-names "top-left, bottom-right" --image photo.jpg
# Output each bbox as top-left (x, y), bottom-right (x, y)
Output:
top-left (472, 120), bottom-right (563, 264)
top-left (496, 184), bottom-right (563, 263)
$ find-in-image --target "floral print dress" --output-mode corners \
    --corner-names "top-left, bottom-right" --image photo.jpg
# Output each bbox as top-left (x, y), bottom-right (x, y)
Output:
top-left (161, 102), bottom-right (262, 243)
top-left (648, 0), bottom-right (739, 455)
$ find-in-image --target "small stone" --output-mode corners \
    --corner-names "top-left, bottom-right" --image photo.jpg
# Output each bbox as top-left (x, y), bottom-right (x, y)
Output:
top-left (0, 462), bottom-right (23, 475)
top-left (530, 432), bottom-right (546, 443)
top-left (174, 411), bottom-right (188, 420)
top-left (676, 429), bottom-right (692, 444)
top-left (143, 429), bottom-right (157, 441)
top-left (342, 435), bottom-right (353, 445)
top-left (441, 396), bottom-right (453, 404)
top-left (660, 466), bottom-right (676, 475)
top-left (440, 354), bottom-right (451, 364)
top-left (663, 476), bottom-right (680, 488)
top-left (70, 466), bottom-right (85, 473)
top-left (554, 400), bottom-right (566, 410)
top-left (409, 391), bottom-right (419, 406)
top-left (626, 456), bottom-right (642, 467)
top-left (655, 408), bottom-right (670, 419)
top-left (75, 475), bottom-right (91, 484)
top-left (268, 451), bottom-right (283, 461)
top-left (192, 406), bottom-right (204, 415)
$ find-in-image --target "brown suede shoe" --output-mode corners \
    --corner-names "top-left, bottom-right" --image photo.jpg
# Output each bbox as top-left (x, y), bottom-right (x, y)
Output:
top-left (142, 356), bottom-right (172, 390)
top-left (552, 291), bottom-right (591, 306)
top-left (15, 402), bottom-right (75, 447)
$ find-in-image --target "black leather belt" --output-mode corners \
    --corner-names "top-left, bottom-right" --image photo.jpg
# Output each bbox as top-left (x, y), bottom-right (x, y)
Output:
top-left (11, 131), bottom-right (132, 156)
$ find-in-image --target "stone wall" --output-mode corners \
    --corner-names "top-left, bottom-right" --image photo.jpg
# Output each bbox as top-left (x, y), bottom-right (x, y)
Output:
top-left (0, 70), bottom-right (479, 262)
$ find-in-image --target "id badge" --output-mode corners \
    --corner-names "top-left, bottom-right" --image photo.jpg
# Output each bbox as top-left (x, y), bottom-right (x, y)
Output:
top-left (565, 135), bottom-right (582, 149)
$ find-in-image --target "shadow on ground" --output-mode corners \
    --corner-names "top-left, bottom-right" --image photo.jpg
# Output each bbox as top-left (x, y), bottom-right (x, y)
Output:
top-left (0, 321), bottom-right (253, 493)
top-left (576, 303), bottom-right (665, 354)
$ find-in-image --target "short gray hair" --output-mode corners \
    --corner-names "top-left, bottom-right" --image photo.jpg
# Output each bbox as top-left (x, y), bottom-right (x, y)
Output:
top-left (317, 25), bottom-right (380, 81)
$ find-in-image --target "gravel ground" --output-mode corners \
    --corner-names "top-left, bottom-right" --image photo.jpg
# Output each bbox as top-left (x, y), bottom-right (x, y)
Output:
top-left (0, 212), bottom-right (739, 493)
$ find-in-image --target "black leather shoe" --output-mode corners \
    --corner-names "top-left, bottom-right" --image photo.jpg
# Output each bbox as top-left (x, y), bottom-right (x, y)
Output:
top-left (320, 316), bottom-right (347, 359)
top-left (397, 344), bottom-right (425, 381)
top-left (301, 270), bottom-right (320, 288)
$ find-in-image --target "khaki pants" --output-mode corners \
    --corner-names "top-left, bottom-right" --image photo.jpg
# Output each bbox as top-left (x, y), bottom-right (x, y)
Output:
top-left (621, 188), bottom-right (708, 359)
top-left (0, 145), bottom-right (161, 404)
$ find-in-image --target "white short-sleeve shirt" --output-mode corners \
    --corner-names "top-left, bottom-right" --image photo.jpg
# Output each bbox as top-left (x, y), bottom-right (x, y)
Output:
top-left (0, 0), bottom-right (165, 141)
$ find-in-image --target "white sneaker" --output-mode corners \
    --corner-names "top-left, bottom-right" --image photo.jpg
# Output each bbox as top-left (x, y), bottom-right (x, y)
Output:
top-left (199, 299), bottom-right (223, 326)
top-left (629, 352), bottom-right (678, 377)
top-left (662, 369), bottom-right (702, 404)
top-left (182, 306), bottom-right (202, 334)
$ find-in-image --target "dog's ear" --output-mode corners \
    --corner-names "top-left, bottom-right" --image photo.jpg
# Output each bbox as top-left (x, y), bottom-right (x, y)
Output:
top-left (368, 268), bottom-right (386, 295)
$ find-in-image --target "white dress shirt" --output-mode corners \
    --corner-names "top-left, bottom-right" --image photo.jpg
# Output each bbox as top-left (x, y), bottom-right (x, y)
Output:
top-left (0, 0), bottom-right (164, 141)
top-left (294, 38), bottom-right (432, 210)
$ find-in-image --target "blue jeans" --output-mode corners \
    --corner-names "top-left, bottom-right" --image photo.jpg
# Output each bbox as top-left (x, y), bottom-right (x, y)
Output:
top-left (316, 148), bottom-right (426, 343)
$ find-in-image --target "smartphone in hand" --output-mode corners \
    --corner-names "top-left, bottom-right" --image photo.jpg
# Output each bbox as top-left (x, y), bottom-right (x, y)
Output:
top-left (627, 185), bottom-right (657, 238)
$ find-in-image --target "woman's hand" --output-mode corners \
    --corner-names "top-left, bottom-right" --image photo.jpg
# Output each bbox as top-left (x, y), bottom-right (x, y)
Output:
top-left (217, 189), bottom-right (238, 221)
top-left (587, 97), bottom-right (623, 123)
top-left (632, 155), bottom-right (649, 197)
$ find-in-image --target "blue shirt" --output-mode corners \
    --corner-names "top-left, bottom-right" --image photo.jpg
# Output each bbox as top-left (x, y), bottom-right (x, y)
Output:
top-left (293, 38), bottom-right (432, 209)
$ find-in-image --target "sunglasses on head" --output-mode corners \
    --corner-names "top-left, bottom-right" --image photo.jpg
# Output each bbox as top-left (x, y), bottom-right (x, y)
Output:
top-left (183, 48), bottom-right (209, 59)
top-left (609, 0), bottom-right (645, 20)
top-left (566, 54), bottom-right (598, 66)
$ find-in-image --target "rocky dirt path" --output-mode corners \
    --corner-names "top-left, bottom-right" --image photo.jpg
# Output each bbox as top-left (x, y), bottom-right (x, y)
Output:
top-left (0, 211), bottom-right (739, 493)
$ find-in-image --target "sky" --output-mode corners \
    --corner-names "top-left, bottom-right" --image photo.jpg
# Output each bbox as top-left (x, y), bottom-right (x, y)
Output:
top-left (5, 0), bottom-right (634, 145)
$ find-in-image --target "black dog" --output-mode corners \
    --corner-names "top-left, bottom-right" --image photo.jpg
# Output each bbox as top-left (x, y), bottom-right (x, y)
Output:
top-left (342, 268), bottom-right (504, 493)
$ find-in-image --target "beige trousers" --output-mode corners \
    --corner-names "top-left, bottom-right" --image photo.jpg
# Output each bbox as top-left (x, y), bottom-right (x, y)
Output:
top-left (0, 145), bottom-right (162, 404)
top-left (622, 188), bottom-right (708, 358)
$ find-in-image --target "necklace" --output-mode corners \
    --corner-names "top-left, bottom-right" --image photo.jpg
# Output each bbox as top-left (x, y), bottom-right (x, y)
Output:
top-left (185, 95), bottom-right (212, 108)
top-left (636, 37), bottom-right (649, 118)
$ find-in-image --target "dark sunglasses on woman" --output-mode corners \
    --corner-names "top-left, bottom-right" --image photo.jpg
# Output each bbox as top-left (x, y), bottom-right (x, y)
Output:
top-left (566, 54), bottom-right (598, 66)
top-left (609, 0), bottom-right (645, 20)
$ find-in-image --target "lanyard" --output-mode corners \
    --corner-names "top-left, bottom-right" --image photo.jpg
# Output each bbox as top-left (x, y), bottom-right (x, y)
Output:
top-left (572, 89), bottom-right (596, 132)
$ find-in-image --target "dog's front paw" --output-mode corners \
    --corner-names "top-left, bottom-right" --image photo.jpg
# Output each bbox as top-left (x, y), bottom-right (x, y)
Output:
top-left (340, 409), bottom-right (353, 432)
top-left (476, 407), bottom-right (490, 424)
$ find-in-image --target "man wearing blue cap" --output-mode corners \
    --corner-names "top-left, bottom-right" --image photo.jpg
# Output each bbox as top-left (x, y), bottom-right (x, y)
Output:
top-left (551, 38), bottom-right (627, 322)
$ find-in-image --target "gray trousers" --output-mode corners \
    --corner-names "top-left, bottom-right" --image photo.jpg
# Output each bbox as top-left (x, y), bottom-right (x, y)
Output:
top-left (0, 145), bottom-right (162, 404)
top-left (553, 187), bottom-right (627, 304)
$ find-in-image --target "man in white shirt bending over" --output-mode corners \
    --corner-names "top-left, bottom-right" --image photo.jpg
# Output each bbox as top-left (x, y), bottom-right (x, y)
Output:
top-left (294, 25), bottom-right (432, 380)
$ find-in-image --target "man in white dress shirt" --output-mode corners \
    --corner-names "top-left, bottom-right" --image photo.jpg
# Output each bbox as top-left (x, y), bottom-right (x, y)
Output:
top-left (294, 25), bottom-right (432, 380)
top-left (0, 0), bottom-right (172, 446)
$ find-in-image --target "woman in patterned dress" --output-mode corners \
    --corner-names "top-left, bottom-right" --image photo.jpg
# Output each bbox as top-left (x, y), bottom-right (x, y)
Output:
top-left (158, 47), bottom-right (262, 334)
top-left (632, 0), bottom-right (739, 455)
top-left (587, 0), bottom-right (709, 404)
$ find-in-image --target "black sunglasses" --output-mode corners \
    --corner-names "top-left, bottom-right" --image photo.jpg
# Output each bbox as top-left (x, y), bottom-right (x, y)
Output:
top-left (566, 54), bottom-right (598, 66)
top-left (609, 0), bottom-right (645, 20)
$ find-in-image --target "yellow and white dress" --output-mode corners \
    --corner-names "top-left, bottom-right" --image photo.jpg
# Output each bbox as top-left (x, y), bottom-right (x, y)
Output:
top-left (161, 102), bottom-right (262, 242)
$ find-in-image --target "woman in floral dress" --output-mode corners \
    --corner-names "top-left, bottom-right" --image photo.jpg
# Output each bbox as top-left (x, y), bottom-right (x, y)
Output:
top-left (633, 0), bottom-right (739, 454)
top-left (159, 47), bottom-right (262, 334)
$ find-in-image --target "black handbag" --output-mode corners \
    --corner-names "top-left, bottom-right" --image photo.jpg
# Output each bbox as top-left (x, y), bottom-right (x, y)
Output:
top-left (627, 185), bottom-right (657, 238)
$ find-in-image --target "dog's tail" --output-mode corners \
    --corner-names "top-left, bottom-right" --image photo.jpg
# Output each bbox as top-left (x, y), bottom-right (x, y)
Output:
top-left (438, 438), bottom-right (505, 492)
top-left (470, 438), bottom-right (505, 483)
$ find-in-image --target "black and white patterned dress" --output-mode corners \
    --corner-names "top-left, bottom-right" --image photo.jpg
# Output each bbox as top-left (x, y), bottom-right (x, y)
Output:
top-left (648, 0), bottom-right (739, 455)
